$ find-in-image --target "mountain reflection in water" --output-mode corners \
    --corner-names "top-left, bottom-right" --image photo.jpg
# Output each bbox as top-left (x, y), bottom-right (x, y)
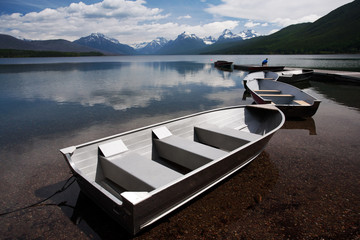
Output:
top-left (0, 56), bottom-right (359, 239)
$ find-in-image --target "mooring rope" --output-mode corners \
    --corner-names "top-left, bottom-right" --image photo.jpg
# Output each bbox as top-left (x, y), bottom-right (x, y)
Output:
top-left (0, 175), bottom-right (76, 217)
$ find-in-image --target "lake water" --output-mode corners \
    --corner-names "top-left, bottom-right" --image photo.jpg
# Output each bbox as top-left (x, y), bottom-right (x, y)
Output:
top-left (0, 55), bottom-right (360, 239)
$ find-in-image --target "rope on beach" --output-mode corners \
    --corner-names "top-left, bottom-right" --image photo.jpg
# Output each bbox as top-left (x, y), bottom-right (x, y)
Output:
top-left (0, 175), bottom-right (76, 217)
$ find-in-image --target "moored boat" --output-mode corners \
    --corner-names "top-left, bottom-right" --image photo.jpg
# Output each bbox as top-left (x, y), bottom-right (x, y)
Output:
top-left (244, 72), bottom-right (321, 118)
top-left (277, 69), bottom-right (314, 83)
top-left (60, 104), bottom-right (284, 235)
top-left (214, 60), bottom-right (233, 68)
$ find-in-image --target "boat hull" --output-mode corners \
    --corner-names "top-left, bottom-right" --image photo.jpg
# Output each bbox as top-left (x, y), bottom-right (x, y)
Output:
top-left (60, 105), bottom-right (284, 235)
top-left (245, 75), bottom-right (321, 118)
top-left (250, 93), bottom-right (320, 118)
top-left (277, 69), bottom-right (314, 83)
top-left (214, 60), bottom-right (233, 69)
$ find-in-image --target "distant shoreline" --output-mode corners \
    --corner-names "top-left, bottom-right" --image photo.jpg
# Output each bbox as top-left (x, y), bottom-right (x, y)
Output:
top-left (0, 49), bottom-right (104, 58)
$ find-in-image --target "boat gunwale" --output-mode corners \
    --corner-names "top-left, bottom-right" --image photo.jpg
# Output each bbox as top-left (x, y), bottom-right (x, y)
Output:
top-left (60, 104), bottom-right (285, 234)
top-left (60, 104), bottom-right (284, 193)
top-left (61, 105), bottom-right (277, 152)
top-left (61, 104), bottom-right (285, 193)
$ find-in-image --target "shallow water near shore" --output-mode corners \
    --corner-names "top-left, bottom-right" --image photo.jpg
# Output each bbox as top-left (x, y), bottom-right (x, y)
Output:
top-left (0, 55), bottom-right (359, 239)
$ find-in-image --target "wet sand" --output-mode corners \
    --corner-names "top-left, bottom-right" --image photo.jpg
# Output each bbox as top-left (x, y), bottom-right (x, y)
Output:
top-left (1, 82), bottom-right (360, 239)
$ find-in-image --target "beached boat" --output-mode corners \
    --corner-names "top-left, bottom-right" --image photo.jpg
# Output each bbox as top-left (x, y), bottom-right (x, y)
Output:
top-left (244, 73), bottom-right (321, 118)
top-left (214, 60), bottom-right (233, 68)
top-left (234, 64), bottom-right (285, 72)
top-left (60, 105), bottom-right (284, 235)
top-left (277, 69), bottom-right (314, 83)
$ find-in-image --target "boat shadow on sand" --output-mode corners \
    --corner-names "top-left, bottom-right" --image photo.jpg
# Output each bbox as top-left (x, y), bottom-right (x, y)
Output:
top-left (41, 151), bottom-right (279, 239)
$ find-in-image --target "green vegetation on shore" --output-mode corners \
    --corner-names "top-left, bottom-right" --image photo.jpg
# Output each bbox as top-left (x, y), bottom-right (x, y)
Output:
top-left (201, 0), bottom-right (360, 55)
top-left (0, 49), bottom-right (104, 58)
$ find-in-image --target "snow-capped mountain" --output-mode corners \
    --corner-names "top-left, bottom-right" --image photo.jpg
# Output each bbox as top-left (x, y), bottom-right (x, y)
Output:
top-left (131, 42), bottom-right (148, 50)
top-left (239, 29), bottom-right (259, 40)
top-left (156, 32), bottom-right (207, 54)
top-left (215, 29), bottom-right (259, 43)
top-left (86, 33), bottom-right (120, 44)
top-left (135, 37), bottom-right (169, 54)
top-left (217, 29), bottom-right (243, 43)
top-left (177, 31), bottom-right (199, 40)
top-left (74, 33), bottom-right (136, 55)
top-left (203, 36), bottom-right (217, 45)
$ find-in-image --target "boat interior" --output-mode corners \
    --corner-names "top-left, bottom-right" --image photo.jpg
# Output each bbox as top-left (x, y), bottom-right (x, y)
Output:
top-left (250, 79), bottom-right (314, 105)
top-left (68, 106), bottom-right (282, 201)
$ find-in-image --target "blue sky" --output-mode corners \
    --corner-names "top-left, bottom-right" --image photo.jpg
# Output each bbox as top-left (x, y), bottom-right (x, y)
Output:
top-left (0, 0), bottom-right (353, 44)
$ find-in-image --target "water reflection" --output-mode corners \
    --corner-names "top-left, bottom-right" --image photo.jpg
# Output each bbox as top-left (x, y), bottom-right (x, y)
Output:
top-left (282, 118), bottom-right (317, 135)
top-left (0, 60), bottom-right (250, 148)
top-left (0, 62), bottom-right (130, 74)
top-left (0, 61), bottom-right (243, 111)
top-left (1, 56), bottom-right (360, 239)
top-left (309, 81), bottom-right (360, 111)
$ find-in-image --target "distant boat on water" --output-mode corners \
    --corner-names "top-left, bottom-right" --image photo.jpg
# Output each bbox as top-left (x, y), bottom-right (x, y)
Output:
top-left (214, 60), bottom-right (233, 68)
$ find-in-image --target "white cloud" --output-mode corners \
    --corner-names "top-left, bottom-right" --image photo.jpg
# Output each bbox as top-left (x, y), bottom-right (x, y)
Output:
top-left (178, 15), bottom-right (192, 19)
top-left (268, 29), bottom-right (280, 35)
top-left (182, 21), bottom-right (239, 38)
top-left (0, 0), bottom-right (239, 44)
top-left (244, 21), bottom-right (260, 28)
top-left (0, 0), bottom-right (168, 42)
top-left (2, 0), bottom-right (351, 43)
top-left (205, 0), bottom-right (353, 26)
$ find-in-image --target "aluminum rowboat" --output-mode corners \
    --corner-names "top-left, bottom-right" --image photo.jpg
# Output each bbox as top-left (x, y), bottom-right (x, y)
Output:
top-left (244, 73), bottom-right (321, 118)
top-left (60, 104), bottom-right (284, 235)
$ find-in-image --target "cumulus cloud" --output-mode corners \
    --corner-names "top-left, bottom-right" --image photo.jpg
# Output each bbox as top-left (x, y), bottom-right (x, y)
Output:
top-left (269, 29), bottom-right (280, 35)
top-left (182, 21), bottom-right (239, 38)
top-left (205, 0), bottom-right (353, 26)
top-left (0, 0), bottom-right (168, 42)
top-left (0, 0), bottom-right (239, 43)
top-left (244, 21), bottom-right (260, 28)
top-left (178, 15), bottom-right (192, 19)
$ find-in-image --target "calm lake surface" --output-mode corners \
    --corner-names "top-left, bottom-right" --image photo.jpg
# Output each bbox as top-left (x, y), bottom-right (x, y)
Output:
top-left (1, 55), bottom-right (360, 239)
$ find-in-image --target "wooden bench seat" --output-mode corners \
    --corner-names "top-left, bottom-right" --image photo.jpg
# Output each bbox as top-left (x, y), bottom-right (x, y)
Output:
top-left (153, 127), bottom-right (227, 170)
top-left (293, 100), bottom-right (311, 106)
top-left (194, 124), bottom-right (262, 151)
top-left (254, 89), bottom-right (281, 94)
top-left (258, 94), bottom-right (293, 97)
top-left (257, 93), bottom-right (295, 104)
top-left (99, 152), bottom-right (183, 192)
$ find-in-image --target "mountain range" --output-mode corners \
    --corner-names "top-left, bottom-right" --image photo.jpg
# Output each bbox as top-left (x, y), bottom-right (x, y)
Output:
top-left (0, 29), bottom-right (258, 56)
top-left (74, 33), bottom-right (137, 55)
top-left (1, 0), bottom-right (359, 56)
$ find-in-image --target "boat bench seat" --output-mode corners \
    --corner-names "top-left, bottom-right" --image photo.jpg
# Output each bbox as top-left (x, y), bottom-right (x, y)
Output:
top-left (153, 127), bottom-right (227, 170)
top-left (254, 89), bottom-right (281, 94)
top-left (194, 124), bottom-right (262, 151)
top-left (99, 152), bottom-right (183, 192)
top-left (258, 93), bottom-right (294, 104)
top-left (293, 100), bottom-right (311, 106)
top-left (258, 94), bottom-right (293, 97)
